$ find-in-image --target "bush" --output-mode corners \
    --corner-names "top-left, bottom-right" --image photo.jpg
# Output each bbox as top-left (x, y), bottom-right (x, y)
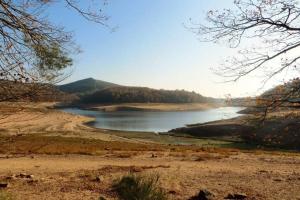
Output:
top-left (112, 173), bottom-right (167, 200)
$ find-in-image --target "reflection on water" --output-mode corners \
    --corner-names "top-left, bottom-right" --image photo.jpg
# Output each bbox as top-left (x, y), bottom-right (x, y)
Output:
top-left (62, 107), bottom-right (244, 132)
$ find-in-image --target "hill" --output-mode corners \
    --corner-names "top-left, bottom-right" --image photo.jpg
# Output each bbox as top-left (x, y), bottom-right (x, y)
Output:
top-left (260, 79), bottom-right (300, 104)
top-left (79, 86), bottom-right (220, 104)
top-left (239, 79), bottom-right (300, 114)
top-left (58, 78), bottom-right (119, 96)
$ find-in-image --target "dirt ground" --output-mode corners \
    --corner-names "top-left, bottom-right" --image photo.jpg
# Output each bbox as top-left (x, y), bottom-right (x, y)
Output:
top-left (0, 152), bottom-right (299, 200)
top-left (0, 102), bottom-right (299, 200)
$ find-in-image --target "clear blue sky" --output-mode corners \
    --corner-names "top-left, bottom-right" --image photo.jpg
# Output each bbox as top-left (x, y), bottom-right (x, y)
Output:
top-left (48, 0), bottom-right (281, 98)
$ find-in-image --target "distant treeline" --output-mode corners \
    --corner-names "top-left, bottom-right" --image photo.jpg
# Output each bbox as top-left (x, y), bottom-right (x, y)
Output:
top-left (1, 78), bottom-right (225, 104)
top-left (79, 86), bottom-right (219, 104)
top-left (0, 80), bottom-right (76, 102)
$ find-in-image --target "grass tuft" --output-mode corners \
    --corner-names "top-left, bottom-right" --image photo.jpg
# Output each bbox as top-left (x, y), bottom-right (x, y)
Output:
top-left (112, 173), bottom-right (167, 200)
top-left (0, 192), bottom-right (13, 200)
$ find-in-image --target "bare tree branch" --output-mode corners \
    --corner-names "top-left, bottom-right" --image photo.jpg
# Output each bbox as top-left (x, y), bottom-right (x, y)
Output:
top-left (192, 0), bottom-right (300, 115)
top-left (0, 0), bottom-right (108, 102)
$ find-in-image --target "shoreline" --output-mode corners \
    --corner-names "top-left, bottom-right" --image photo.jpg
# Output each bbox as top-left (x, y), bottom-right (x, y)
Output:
top-left (0, 102), bottom-right (244, 147)
top-left (58, 102), bottom-right (224, 112)
top-left (60, 105), bottom-right (246, 144)
top-left (62, 106), bottom-right (293, 151)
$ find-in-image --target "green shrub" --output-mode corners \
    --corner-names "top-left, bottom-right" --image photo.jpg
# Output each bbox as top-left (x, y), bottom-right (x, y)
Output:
top-left (112, 173), bottom-right (167, 200)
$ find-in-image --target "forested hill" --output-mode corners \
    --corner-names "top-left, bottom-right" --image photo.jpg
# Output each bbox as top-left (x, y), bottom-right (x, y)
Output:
top-left (79, 86), bottom-right (221, 104)
top-left (59, 78), bottom-right (119, 95)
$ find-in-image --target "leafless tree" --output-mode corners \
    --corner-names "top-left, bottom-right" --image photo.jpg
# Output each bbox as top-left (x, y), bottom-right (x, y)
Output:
top-left (191, 0), bottom-right (300, 114)
top-left (0, 0), bottom-right (108, 102)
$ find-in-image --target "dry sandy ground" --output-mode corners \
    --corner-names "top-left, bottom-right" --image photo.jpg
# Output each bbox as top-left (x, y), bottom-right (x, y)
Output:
top-left (0, 102), bottom-right (126, 142)
top-left (0, 152), bottom-right (299, 200)
top-left (0, 102), bottom-right (299, 200)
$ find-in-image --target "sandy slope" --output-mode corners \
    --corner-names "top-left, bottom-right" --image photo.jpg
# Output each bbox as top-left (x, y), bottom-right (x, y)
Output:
top-left (0, 102), bottom-right (124, 141)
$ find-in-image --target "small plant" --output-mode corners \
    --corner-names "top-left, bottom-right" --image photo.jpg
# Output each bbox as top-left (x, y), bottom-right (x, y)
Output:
top-left (112, 173), bottom-right (167, 200)
top-left (0, 191), bottom-right (13, 200)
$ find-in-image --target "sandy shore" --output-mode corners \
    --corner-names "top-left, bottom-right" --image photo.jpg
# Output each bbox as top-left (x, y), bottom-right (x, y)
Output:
top-left (0, 102), bottom-right (299, 200)
top-left (0, 102), bottom-right (127, 142)
top-left (81, 103), bottom-right (221, 112)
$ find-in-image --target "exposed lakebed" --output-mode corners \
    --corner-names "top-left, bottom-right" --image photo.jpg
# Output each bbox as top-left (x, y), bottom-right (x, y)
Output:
top-left (61, 107), bottom-right (244, 132)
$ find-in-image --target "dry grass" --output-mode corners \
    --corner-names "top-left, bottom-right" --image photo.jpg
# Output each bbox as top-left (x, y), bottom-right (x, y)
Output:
top-left (0, 134), bottom-right (297, 161)
top-left (0, 134), bottom-right (242, 156)
top-left (0, 191), bottom-right (13, 200)
top-left (0, 135), bottom-right (164, 155)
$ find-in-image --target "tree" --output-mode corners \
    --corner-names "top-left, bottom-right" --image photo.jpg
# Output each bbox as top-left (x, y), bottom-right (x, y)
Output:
top-left (0, 0), bottom-right (108, 101)
top-left (191, 0), bottom-right (300, 113)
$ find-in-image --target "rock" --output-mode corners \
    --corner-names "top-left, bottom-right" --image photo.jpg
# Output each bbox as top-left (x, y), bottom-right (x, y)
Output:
top-left (151, 153), bottom-right (157, 158)
top-left (168, 190), bottom-right (177, 195)
top-left (224, 193), bottom-right (247, 199)
top-left (5, 175), bottom-right (16, 180)
top-left (188, 189), bottom-right (215, 200)
top-left (17, 173), bottom-right (34, 179)
top-left (25, 174), bottom-right (34, 179)
top-left (18, 173), bottom-right (27, 178)
top-left (94, 176), bottom-right (103, 182)
top-left (27, 179), bottom-right (38, 184)
top-left (0, 182), bottom-right (8, 188)
top-left (258, 170), bottom-right (268, 173)
top-left (99, 197), bottom-right (107, 200)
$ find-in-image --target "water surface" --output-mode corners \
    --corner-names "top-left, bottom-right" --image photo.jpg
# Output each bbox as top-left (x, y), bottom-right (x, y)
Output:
top-left (62, 107), bottom-right (244, 132)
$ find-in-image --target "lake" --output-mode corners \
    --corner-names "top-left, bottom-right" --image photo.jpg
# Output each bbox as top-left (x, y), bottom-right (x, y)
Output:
top-left (61, 107), bottom-right (244, 132)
